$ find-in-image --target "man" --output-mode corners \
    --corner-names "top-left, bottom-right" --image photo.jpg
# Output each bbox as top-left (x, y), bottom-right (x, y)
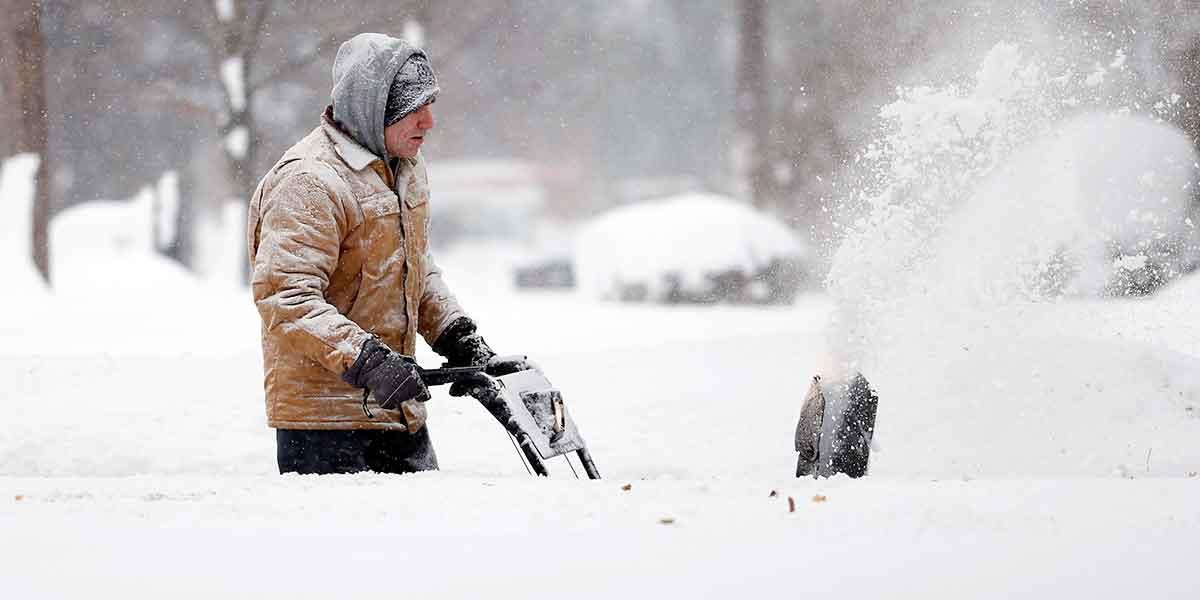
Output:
top-left (247, 33), bottom-right (516, 475)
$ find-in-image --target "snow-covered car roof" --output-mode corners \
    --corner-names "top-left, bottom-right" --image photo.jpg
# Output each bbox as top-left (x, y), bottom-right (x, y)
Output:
top-left (575, 193), bottom-right (808, 302)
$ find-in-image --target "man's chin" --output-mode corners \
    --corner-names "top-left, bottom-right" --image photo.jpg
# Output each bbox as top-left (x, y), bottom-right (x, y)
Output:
top-left (390, 146), bottom-right (419, 159)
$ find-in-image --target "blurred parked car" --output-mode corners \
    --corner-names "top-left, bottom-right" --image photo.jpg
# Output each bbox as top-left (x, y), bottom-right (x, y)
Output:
top-left (426, 159), bottom-right (548, 249)
top-left (427, 159), bottom-right (586, 292)
top-left (1048, 113), bottom-right (1200, 296)
top-left (574, 194), bottom-right (810, 305)
top-left (514, 257), bottom-right (575, 289)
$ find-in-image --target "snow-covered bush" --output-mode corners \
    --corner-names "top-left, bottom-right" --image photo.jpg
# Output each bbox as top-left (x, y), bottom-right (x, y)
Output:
top-left (574, 194), bottom-right (808, 304)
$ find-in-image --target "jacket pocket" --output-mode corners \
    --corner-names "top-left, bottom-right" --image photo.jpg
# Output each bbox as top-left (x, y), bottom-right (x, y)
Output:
top-left (402, 176), bottom-right (429, 208)
top-left (359, 190), bottom-right (401, 220)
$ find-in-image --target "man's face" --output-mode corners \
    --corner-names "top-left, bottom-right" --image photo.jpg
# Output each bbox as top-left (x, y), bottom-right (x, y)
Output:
top-left (384, 102), bottom-right (435, 159)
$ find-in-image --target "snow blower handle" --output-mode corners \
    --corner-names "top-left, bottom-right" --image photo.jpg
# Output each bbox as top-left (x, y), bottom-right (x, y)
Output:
top-left (416, 364), bottom-right (487, 387)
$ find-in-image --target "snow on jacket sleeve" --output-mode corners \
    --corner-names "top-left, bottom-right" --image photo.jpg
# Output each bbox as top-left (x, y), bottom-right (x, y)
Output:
top-left (417, 247), bottom-right (466, 347)
top-left (251, 171), bottom-right (370, 375)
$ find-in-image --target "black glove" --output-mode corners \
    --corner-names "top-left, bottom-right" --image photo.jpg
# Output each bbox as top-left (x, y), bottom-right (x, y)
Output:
top-left (343, 338), bottom-right (430, 412)
top-left (435, 318), bottom-right (538, 397)
top-left (432, 317), bottom-right (495, 367)
top-left (445, 371), bottom-right (508, 416)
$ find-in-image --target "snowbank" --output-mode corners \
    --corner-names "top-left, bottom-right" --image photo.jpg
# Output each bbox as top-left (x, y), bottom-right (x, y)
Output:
top-left (575, 194), bottom-right (807, 303)
top-left (192, 200), bottom-right (248, 289)
top-left (51, 198), bottom-right (200, 298)
top-left (8, 190), bottom-right (257, 357)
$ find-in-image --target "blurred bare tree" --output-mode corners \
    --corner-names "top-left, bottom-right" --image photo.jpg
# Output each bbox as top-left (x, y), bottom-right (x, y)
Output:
top-left (184, 1), bottom-right (422, 279)
top-left (40, 0), bottom-right (1200, 280)
top-left (0, 0), bottom-right (50, 282)
top-left (43, 1), bottom-right (528, 273)
top-left (767, 2), bottom-right (1013, 245)
top-left (1149, 2), bottom-right (1200, 153)
top-left (734, 0), bottom-right (771, 212)
top-left (1056, 0), bottom-right (1200, 200)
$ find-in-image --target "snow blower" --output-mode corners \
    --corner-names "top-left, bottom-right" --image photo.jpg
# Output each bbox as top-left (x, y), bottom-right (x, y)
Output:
top-left (795, 372), bottom-right (878, 478)
top-left (420, 359), bottom-right (601, 479)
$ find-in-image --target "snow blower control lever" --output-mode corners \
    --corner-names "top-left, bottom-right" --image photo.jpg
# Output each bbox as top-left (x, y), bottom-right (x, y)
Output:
top-left (416, 361), bottom-right (601, 480)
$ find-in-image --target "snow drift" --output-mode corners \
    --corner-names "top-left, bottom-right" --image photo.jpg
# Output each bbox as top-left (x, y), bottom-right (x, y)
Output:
top-left (51, 197), bottom-right (200, 298)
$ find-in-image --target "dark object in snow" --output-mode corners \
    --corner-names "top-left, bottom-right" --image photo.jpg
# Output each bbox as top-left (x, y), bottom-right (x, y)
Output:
top-left (795, 373), bottom-right (878, 478)
top-left (609, 257), bottom-right (807, 305)
top-left (1103, 239), bottom-right (1198, 297)
top-left (514, 258), bottom-right (575, 289)
top-left (421, 360), bottom-right (601, 479)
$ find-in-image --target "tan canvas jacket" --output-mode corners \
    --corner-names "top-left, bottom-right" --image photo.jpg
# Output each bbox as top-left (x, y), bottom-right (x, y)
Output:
top-left (247, 112), bottom-right (464, 430)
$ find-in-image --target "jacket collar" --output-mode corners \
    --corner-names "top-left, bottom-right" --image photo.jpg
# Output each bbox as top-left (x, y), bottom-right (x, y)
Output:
top-left (321, 107), bottom-right (420, 175)
top-left (322, 107), bottom-right (381, 172)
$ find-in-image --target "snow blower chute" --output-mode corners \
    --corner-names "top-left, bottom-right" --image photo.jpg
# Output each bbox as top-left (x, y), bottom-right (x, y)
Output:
top-left (795, 372), bottom-right (878, 478)
top-left (420, 359), bottom-right (601, 479)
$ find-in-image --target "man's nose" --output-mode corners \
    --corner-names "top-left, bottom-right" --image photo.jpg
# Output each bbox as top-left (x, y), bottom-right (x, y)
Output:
top-left (419, 106), bottom-right (435, 130)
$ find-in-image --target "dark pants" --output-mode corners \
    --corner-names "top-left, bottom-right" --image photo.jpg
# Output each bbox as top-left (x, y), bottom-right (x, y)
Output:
top-left (276, 427), bottom-right (439, 475)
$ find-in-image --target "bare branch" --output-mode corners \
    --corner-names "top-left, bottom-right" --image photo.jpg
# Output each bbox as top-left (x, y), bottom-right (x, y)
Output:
top-left (435, 4), bottom-right (511, 69)
top-left (243, 0), bottom-right (275, 69)
top-left (183, 1), bottom-right (222, 61)
top-left (143, 78), bottom-right (223, 117)
top-left (246, 1), bottom-right (500, 96)
top-left (247, 28), bottom-right (355, 94)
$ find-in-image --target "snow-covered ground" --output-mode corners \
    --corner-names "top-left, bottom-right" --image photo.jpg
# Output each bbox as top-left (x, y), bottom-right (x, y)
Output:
top-left (6, 475), bottom-right (1195, 599)
top-left (2, 278), bottom-right (1198, 597)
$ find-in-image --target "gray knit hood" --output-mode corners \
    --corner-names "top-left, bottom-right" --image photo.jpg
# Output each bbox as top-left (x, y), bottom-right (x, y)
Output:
top-left (330, 33), bottom-right (439, 161)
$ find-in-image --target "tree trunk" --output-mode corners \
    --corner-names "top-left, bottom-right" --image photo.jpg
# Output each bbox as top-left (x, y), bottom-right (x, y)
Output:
top-left (1171, 34), bottom-right (1200, 209)
top-left (735, 0), bottom-right (771, 212)
top-left (212, 0), bottom-right (266, 284)
top-left (1177, 37), bottom-right (1200, 158)
top-left (0, 0), bottom-right (50, 283)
